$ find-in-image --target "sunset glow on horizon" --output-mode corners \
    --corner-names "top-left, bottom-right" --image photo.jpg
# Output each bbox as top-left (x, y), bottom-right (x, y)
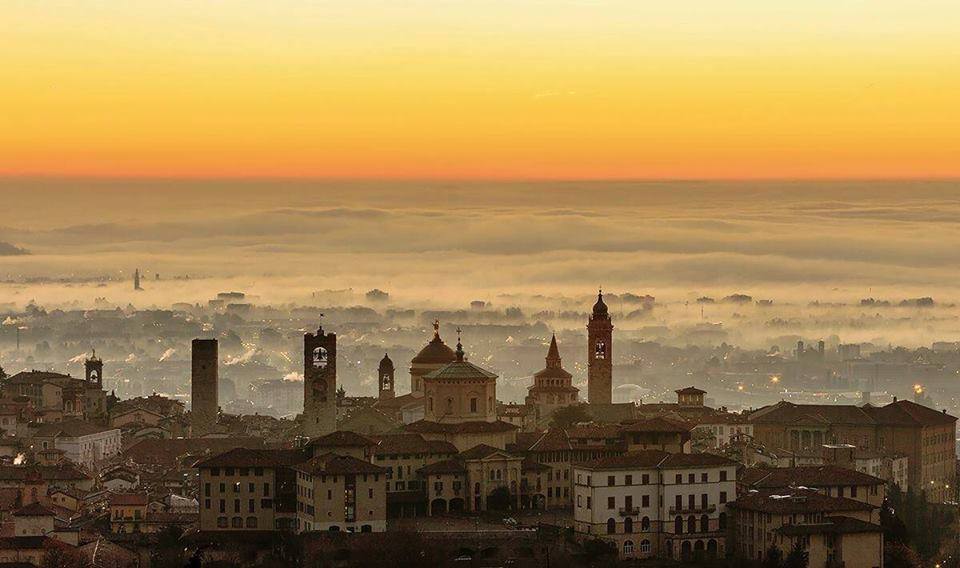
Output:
top-left (2, 1), bottom-right (959, 180)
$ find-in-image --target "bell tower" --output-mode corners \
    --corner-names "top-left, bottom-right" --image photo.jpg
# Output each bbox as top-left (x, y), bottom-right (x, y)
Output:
top-left (587, 289), bottom-right (613, 405)
top-left (85, 350), bottom-right (103, 388)
top-left (303, 324), bottom-right (337, 437)
top-left (378, 353), bottom-right (395, 399)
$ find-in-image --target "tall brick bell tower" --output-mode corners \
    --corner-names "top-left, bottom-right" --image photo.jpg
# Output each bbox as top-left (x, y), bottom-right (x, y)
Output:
top-left (303, 324), bottom-right (337, 437)
top-left (587, 289), bottom-right (613, 405)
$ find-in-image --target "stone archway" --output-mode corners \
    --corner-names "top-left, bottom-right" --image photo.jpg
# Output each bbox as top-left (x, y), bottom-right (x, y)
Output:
top-left (694, 539), bottom-right (705, 561)
top-left (449, 497), bottom-right (465, 513)
top-left (431, 498), bottom-right (447, 516)
top-left (681, 541), bottom-right (692, 561)
top-left (707, 539), bottom-right (718, 559)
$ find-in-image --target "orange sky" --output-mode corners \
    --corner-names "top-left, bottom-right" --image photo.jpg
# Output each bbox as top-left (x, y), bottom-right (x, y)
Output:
top-left (2, 1), bottom-right (959, 179)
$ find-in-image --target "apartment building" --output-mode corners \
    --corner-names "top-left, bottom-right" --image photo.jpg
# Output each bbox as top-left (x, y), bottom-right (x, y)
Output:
top-left (195, 448), bottom-right (306, 532)
top-left (573, 450), bottom-right (737, 560)
top-left (739, 465), bottom-right (887, 507)
top-left (293, 453), bottom-right (387, 533)
top-left (728, 488), bottom-right (883, 568)
top-left (749, 398), bottom-right (955, 502)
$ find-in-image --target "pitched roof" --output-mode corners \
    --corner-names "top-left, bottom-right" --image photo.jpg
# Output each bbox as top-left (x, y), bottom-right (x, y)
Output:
top-left (418, 458), bottom-right (467, 475)
top-left (403, 420), bottom-right (517, 434)
top-left (778, 515), bottom-right (883, 536)
top-left (424, 360), bottom-right (498, 381)
top-left (109, 493), bottom-right (149, 506)
top-left (371, 433), bottom-right (459, 456)
top-left (741, 465), bottom-right (885, 489)
top-left (0, 464), bottom-right (90, 482)
top-left (865, 399), bottom-right (956, 426)
top-left (193, 448), bottom-right (307, 469)
top-left (33, 420), bottom-right (116, 438)
top-left (575, 450), bottom-right (737, 470)
top-left (729, 489), bottom-right (875, 514)
top-left (459, 444), bottom-right (515, 461)
top-left (294, 453), bottom-right (387, 476)
top-left (676, 387), bottom-right (707, 395)
top-left (123, 437), bottom-right (266, 469)
top-left (305, 430), bottom-right (375, 449)
top-left (750, 399), bottom-right (956, 427)
top-left (12, 503), bottom-right (54, 517)
top-left (621, 416), bottom-right (692, 434)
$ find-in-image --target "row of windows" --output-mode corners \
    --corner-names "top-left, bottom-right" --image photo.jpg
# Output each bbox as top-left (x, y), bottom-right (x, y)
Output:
top-left (207, 498), bottom-right (273, 512)
top-left (579, 470), bottom-right (730, 487)
top-left (205, 482), bottom-right (270, 497)
top-left (216, 516), bottom-right (258, 528)
top-left (208, 467), bottom-right (266, 477)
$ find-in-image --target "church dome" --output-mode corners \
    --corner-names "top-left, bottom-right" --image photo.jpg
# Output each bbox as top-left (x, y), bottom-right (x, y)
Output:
top-left (592, 290), bottom-right (609, 316)
top-left (411, 324), bottom-right (457, 365)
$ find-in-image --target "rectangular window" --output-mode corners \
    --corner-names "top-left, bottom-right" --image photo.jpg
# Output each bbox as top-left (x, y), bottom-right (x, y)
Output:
top-left (470, 398), bottom-right (478, 412)
top-left (586, 497), bottom-right (591, 510)
top-left (234, 500), bottom-right (240, 513)
top-left (204, 483), bottom-right (210, 497)
top-left (720, 470), bottom-right (728, 482)
top-left (701, 494), bottom-right (708, 509)
top-left (642, 495), bottom-right (649, 507)
top-left (701, 472), bottom-right (709, 483)
top-left (675, 495), bottom-right (682, 509)
top-left (688, 473), bottom-right (695, 484)
top-left (676, 474), bottom-right (682, 484)
top-left (642, 474), bottom-right (649, 485)
top-left (219, 500), bottom-right (225, 513)
top-left (264, 483), bottom-right (270, 495)
top-left (608, 475), bottom-right (616, 487)
top-left (248, 499), bottom-right (255, 513)
top-left (720, 491), bottom-right (727, 504)
top-left (608, 496), bottom-right (615, 509)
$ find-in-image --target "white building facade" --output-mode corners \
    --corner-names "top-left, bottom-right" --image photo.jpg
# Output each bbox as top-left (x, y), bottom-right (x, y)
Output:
top-left (574, 450), bottom-right (737, 560)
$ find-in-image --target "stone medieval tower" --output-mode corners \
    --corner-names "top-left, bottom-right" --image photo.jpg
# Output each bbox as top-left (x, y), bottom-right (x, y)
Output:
top-left (191, 338), bottom-right (219, 436)
top-left (378, 353), bottom-right (395, 400)
top-left (303, 325), bottom-right (337, 437)
top-left (587, 290), bottom-right (613, 405)
top-left (85, 350), bottom-right (103, 388)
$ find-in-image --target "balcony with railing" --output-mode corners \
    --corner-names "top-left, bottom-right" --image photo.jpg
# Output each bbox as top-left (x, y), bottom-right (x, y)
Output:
top-left (618, 506), bottom-right (641, 517)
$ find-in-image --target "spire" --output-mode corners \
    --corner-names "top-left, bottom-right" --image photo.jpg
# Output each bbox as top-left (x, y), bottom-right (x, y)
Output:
top-left (546, 334), bottom-right (561, 367)
top-left (432, 319), bottom-right (441, 341)
top-left (455, 327), bottom-right (464, 362)
top-left (592, 288), bottom-right (609, 316)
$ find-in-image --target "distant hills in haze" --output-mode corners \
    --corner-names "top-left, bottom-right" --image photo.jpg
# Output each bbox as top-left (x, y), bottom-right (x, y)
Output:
top-left (0, 242), bottom-right (28, 256)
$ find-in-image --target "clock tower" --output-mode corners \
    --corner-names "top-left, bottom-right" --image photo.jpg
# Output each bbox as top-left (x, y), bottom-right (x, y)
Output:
top-left (303, 324), bottom-right (337, 438)
top-left (587, 290), bottom-right (613, 405)
top-left (378, 353), bottom-right (395, 400)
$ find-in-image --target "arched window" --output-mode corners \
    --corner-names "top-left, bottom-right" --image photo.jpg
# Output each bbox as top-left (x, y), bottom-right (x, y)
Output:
top-left (675, 516), bottom-right (683, 534)
top-left (623, 540), bottom-right (635, 555)
top-left (641, 516), bottom-right (651, 531)
top-left (640, 540), bottom-right (652, 554)
top-left (687, 515), bottom-right (696, 533)
top-left (246, 516), bottom-right (258, 528)
top-left (718, 512), bottom-right (727, 530)
top-left (624, 517), bottom-right (633, 533)
top-left (701, 514), bottom-right (710, 533)
top-left (607, 518), bottom-right (616, 534)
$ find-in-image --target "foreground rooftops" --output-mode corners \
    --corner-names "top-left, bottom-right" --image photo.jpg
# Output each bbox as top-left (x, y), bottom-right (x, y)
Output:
top-left (574, 450), bottom-right (737, 471)
top-left (193, 448), bottom-right (307, 469)
top-left (740, 465), bottom-right (885, 489)
top-left (404, 419), bottom-right (517, 434)
top-left (729, 488), bottom-right (875, 514)
top-left (294, 453), bottom-right (387, 476)
top-left (749, 399), bottom-right (956, 427)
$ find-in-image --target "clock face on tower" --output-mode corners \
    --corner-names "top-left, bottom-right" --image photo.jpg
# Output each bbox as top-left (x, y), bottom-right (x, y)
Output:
top-left (595, 340), bottom-right (606, 359)
top-left (312, 347), bottom-right (328, 369)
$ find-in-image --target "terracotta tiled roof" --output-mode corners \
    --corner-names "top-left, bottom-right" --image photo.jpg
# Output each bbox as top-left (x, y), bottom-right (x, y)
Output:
top-left (621, 416), bottom-right (691, 433)
top-left (403, 420), bottom-right (517, 434)
top-left (575, 450), bottom-right (737, 470)
top-left (294, 453), bottom-right (387, 476)
top-left (459, 444), bottom-right (514, 461)
top-left (778, 515), bottom-right (882, 536)
top-left (740, 465), bottom-right (885, 488)
top-left (109, 493), bottom-right (148, 506)
top-left (418, 458), bottom-right (466, 475)
top-left (305, 430), bottom-right (375, 449)
top-left (123, 437), bottom-right (266, 469)
top-left (193, 448), bottom-right (307, 469)
top-left (12, 503), bottom-right (55, 517)
top-left (33, 420), bottom-right (116, 438)
top-left (730, 489), bottom-right (875, 514)
top-left (0, 465), bottom-right (90, 483)
top-left (371, 433), bottom-right (458, 456)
